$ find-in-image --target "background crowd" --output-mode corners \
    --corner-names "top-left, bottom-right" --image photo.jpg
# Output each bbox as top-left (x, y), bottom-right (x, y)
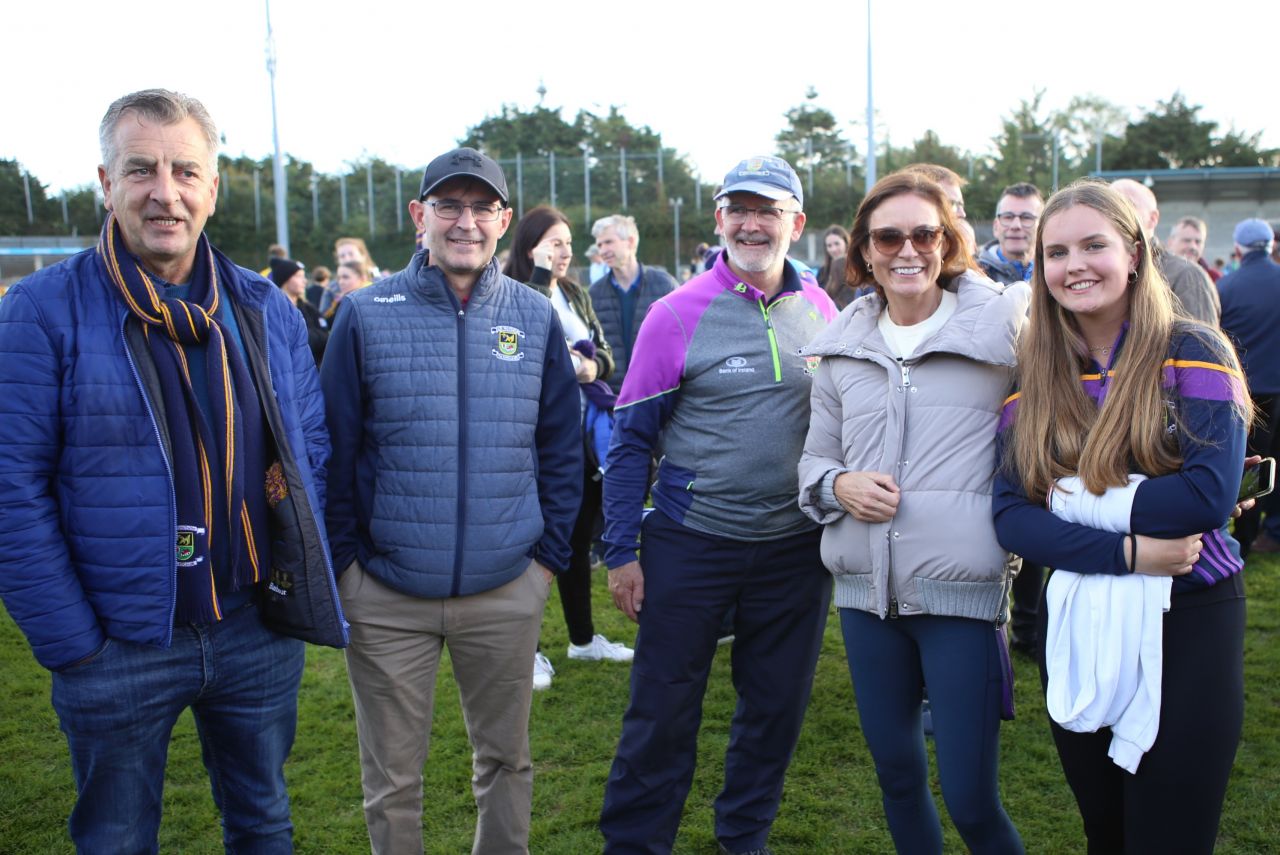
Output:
top-left (1, 88), bottom-right (1278, 855)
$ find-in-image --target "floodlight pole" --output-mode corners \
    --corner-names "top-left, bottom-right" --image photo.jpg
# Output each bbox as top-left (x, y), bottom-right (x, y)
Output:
top-left (865, 0), bottom-right (876, 190)
top-left (266, 0), bottom-right (289, 252)
top-left (670, 197), bottom-right (683, 275)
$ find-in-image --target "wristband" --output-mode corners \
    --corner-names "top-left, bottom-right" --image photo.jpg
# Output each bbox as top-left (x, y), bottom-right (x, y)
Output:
top-left (1128, 534), bottom-right (1138, 573)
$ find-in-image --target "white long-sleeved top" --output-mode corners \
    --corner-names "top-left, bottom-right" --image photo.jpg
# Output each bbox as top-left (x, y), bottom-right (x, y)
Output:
top-left (1043, 475), bottom-right (1171, 774)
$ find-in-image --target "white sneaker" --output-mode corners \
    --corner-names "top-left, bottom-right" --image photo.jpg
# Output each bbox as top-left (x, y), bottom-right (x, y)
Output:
top-left (532, 652), bottom-right (555, 690)
top-left (567, 634), bottom-right (634, 662)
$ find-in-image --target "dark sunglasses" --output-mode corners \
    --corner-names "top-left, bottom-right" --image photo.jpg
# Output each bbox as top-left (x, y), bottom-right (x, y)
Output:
top-left (869, 226), bottom-right (946, 255)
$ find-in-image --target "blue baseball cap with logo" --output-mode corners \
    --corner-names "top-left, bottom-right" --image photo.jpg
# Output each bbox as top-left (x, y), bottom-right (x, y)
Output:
top-left (714, 155), bottom-right (804, 207)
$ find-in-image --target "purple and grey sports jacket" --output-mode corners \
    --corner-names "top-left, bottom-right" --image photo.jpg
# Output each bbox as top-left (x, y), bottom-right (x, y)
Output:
top-left (602, 254), bottom-right (837, 568)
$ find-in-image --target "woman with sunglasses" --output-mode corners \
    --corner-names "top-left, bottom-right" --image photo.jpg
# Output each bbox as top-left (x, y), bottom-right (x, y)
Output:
top-left (993, 181), bottom-right (1249, 853)
top-left (504, 206), bottom-right (632, 690)
top-left (798, 170), bottom-right (1027, 853)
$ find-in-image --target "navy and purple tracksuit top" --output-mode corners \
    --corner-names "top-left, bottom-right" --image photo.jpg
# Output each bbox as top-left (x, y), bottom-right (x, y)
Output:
top-left (993, 327), bottom-right (1248, 594)
top-left (602, 254), bottom-right (837, 569)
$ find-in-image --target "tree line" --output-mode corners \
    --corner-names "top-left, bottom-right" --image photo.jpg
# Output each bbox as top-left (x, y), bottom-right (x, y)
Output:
top-left (2, 90), bottom-right (1275, 273)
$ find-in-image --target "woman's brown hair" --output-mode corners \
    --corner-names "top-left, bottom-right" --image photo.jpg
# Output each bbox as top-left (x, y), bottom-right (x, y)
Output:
top-left (844, 171), bottom-right (972, 302)
top-left (502, 205), bottom-right (575, 286)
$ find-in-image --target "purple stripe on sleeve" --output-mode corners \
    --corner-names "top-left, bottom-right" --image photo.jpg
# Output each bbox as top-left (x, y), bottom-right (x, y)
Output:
top-left (1195, 543), bottom-right (1231, 581)
top-left (1199, 528), bottom-right (1242, 580)
top-left (615, 274), bottom-right (721, 408)
top-left (1164, 362), bottom-right (1247, 404)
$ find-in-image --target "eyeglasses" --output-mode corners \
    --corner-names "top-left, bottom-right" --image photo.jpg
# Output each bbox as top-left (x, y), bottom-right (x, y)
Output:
top-left (719, 204), bottom-right (797, 225)
top-left (868, 226), bottom-right (946, 255)
top-left (995, 211), bottom-right (1038, 225)
top-left (424, 200), bottom-right (505, 222)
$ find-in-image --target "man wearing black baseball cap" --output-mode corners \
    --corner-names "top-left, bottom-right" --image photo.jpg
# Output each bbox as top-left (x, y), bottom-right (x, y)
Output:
top-left (321, 146), bottom-right (582, 853)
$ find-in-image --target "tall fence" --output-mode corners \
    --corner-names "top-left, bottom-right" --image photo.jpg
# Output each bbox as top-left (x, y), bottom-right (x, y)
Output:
top-left (5, 150), bottom-right (866, 273)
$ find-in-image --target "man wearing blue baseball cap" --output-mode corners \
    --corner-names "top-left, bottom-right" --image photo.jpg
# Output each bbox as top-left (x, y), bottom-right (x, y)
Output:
top-left (1219, 218), bottom-right (1280, 555)
top-left (599, 155), bottom-right (837, 855)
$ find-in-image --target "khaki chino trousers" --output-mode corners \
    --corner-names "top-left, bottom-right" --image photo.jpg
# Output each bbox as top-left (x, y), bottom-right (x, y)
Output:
top-left (340, 559), bottom-right (550, 855)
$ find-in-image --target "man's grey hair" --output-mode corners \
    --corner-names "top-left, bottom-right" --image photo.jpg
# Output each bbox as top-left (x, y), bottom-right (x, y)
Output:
top-left (99, 89), bottom-right (220, 175)
top-left (1171, 216), bottom-right (1208, 239)
top-left (591, 214), bottom-right (639, 243)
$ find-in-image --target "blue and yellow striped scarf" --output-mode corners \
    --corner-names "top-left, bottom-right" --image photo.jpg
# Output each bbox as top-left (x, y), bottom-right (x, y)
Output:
top-left (98, 214), bottom-right (269, 623)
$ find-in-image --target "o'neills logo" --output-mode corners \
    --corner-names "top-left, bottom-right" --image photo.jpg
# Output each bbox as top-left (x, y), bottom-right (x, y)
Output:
top-left (492, 325), bottom-right (526, 361)
top-left (373, 294), bottom-right (407, 303)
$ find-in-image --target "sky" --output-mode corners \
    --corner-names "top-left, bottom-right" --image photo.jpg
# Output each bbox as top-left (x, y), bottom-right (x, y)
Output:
top-left (6, 0), bottom-right (1277, 196)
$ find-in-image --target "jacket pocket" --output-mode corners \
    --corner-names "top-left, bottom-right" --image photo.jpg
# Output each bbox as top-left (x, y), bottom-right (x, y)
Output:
top-left (259, 481), bottom-right (347, 648)
top-left (653, 460), bottom-right (697, 519)
top-left (818, 514), bottom-right (876, 578)
top-left (54, 639), bottom-right (113, 674)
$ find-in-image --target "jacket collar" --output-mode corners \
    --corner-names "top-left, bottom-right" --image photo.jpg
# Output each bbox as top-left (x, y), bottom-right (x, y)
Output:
top-left (804, 270), bottom-right (1026, 367)
top-left (95, 234), bottom-right (272, 312)
top-left (708, 252), bottom-right (803, 303)
top-left (412, 251), bottom-right (504, 307)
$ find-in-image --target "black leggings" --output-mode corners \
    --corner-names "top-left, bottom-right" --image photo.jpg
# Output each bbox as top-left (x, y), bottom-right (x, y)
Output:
top-left (1038, 577), bottom-right (1245, 854)
top-left (557, 472), bottom-right (601, 646)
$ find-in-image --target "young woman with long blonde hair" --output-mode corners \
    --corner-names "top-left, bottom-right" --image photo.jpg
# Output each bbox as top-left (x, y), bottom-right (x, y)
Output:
top-left (994, 180), bottom-right (1251, 853)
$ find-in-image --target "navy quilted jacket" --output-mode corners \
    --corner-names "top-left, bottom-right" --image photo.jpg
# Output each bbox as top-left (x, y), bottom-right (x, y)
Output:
top-left (0, 248), bottom-right (347, 671)
top-left (320, 253), bottom-right (582, 598)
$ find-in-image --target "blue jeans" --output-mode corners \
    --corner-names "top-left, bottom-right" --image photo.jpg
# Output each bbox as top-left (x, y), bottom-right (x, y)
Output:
top-left (50, 601), bottom-right (306, 854)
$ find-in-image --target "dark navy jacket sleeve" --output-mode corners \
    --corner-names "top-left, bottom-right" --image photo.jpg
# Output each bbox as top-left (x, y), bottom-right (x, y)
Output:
top-left (0, 286), bottom-right (105, 669)
top-left (319, 298), bottom-right (365, 575)
top-left (532, 311), bottom-right (583, 573)
top-left (1129, 336), bottom-right (1247, 536)
top-left (282, 295), bottom-right (330, 512)
top-left (992, 453), bottom-right (1130, 574)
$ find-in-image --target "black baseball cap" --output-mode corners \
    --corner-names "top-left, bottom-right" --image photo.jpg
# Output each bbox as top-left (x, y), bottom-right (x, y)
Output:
top-left (419, 147), bottom-right (509, 204)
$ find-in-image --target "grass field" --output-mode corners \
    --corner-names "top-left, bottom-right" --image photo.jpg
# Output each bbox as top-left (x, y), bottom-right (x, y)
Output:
top-left (2, 555), bottom-right (1277, 854)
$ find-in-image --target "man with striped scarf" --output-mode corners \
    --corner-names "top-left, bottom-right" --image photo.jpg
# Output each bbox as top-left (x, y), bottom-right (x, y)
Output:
top-left (0, 89), bottom-right (345, 853)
